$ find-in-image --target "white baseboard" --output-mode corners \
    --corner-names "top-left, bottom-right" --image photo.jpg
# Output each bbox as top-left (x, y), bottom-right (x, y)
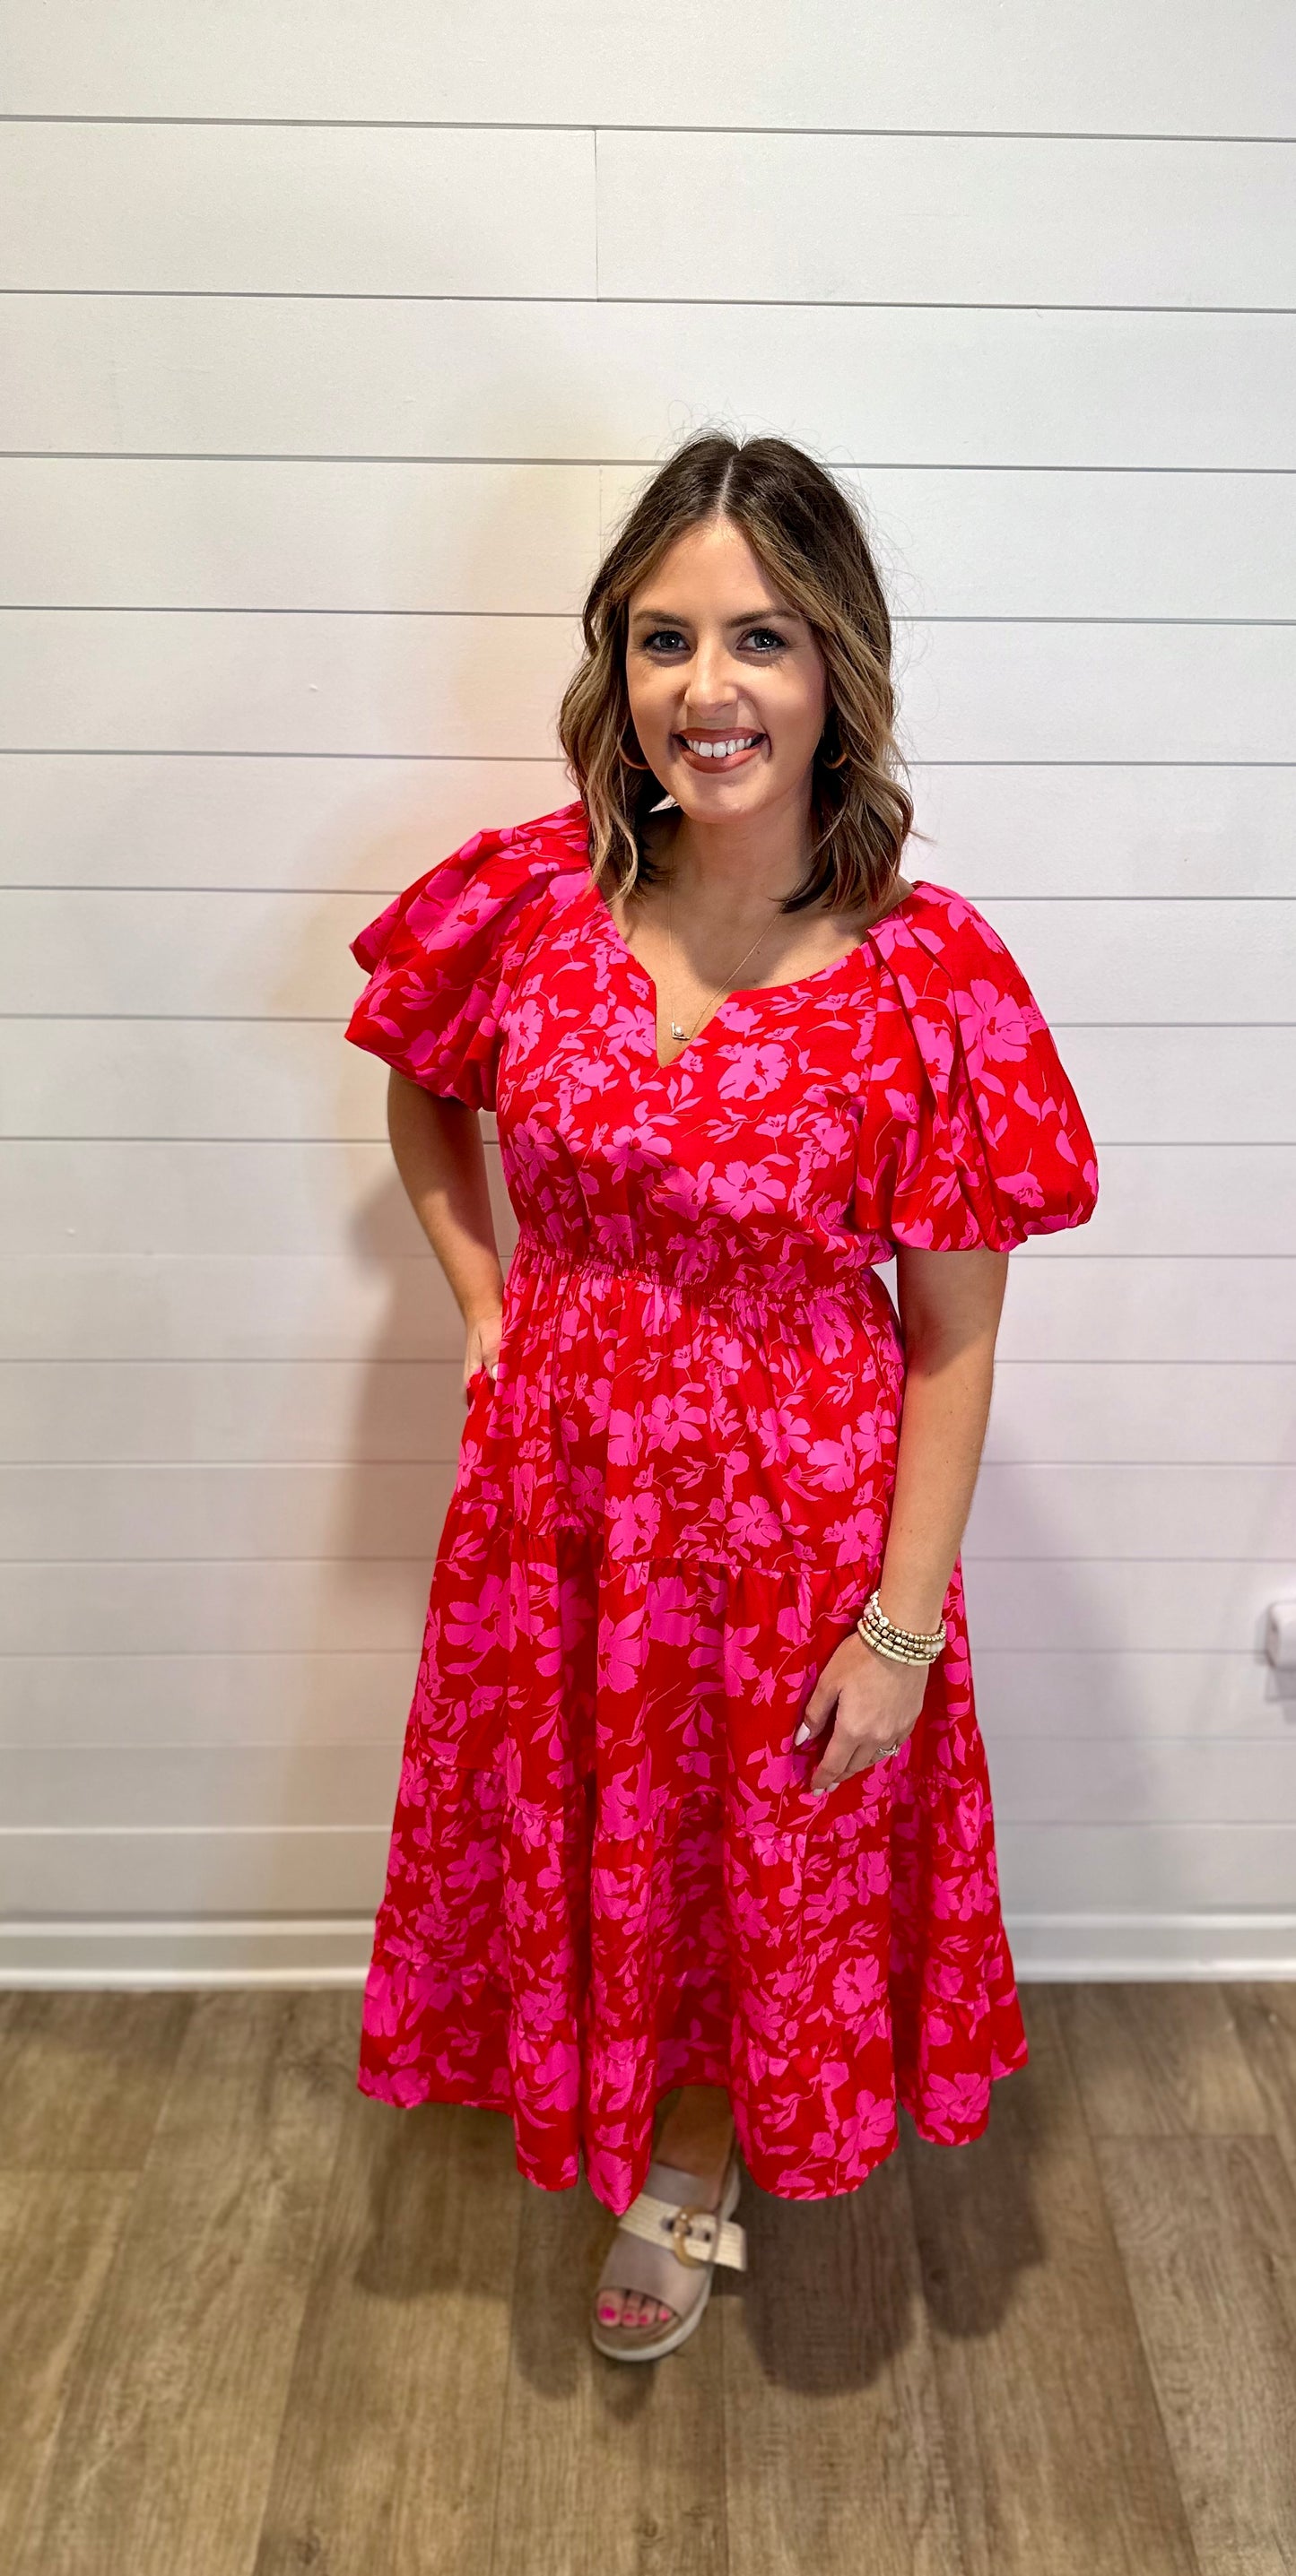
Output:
top-left (1, 1912), bottom-right (1295, 1987)
top-left (0, 1918), bottom-right (371, 1985)
top-left (1007, 1912), bottom-right (1296, 1978)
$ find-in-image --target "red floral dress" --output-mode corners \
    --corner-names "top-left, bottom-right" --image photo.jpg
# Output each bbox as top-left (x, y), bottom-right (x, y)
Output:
top-left (344, 794), bottom-right (1099, 2217)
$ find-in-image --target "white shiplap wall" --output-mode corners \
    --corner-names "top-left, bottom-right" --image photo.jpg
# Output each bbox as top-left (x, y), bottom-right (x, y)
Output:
top-left (2, 2), bottom-right (1294, 1982)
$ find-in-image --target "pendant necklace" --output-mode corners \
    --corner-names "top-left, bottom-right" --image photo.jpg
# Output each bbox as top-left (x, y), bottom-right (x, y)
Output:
top-left (664, 871), bottom-right (786, 1045)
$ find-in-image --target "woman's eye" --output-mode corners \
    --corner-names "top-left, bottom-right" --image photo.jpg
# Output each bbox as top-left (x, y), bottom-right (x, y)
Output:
top-left (639, 626), bottom-right (787, 654)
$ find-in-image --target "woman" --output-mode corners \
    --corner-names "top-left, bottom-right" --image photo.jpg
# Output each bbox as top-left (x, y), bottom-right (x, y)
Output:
top-left (344, 431), bottom-right (1099, 2364)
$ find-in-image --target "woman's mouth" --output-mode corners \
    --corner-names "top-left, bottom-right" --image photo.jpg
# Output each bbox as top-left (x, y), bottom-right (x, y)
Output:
top-left (673, 731), bottom-right (767, 774)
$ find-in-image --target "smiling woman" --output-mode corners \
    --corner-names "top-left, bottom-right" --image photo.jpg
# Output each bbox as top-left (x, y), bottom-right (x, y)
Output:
top-left (586, 513), bottom-right (922, 1063)
top-left (344, 429), bottom-right (1100, 2367)
top-left (674, 726), bottom-right (766, 768)
top-left (571, 430), bottom-right (913, 932)
top-left (625, 535), bottom-right (829, 815)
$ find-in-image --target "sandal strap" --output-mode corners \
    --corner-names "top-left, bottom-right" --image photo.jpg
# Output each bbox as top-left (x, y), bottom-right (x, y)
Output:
top-left (615, 2187), bottom-right (747, 2273)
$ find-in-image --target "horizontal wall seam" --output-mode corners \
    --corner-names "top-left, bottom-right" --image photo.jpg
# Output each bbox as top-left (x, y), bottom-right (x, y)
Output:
top-left (0, 1541), bottom-right (1292, 1557)
top-left (4, 117), bottom-right (1296, 141)
top-left (6, 905), bottom-right (1296, 916)
top-left (4, 1355), bottom-right (1296, 1370)
top-left (3, 1249), bottom-right (1282, 1260)
top-left (0, 1641), bottom-right (1275, 1655)
top-left (4, 455), bottom-right (1296, 474)
top-left (3, 291), bottom-right (1295, 315)
top-left (4, 1109), bottom-right (1293, 1125)
top-left (3, 750), bottom-right (1295, 768)
top-left (4, 606), bottom-right (1296, 626)
top-left (0, 1730), bottom-right (1276, 1746)
top-left (5, 1817), bottom-right (1293, 1839)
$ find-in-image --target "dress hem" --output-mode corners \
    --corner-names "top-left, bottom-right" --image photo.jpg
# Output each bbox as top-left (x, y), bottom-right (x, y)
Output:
top-left (354, 2035), bottom-right (1031, 2213)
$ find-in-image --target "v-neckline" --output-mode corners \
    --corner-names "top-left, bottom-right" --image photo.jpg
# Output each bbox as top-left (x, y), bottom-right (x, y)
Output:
top-left (580, 868), bottom-right (925, 1078)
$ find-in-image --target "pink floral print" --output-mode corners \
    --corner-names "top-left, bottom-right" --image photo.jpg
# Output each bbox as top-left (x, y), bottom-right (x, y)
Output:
top-left (344, 796), bottom-right (1099, 2216)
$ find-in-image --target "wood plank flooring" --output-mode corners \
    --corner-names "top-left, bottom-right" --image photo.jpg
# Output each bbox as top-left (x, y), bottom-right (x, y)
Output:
top-left (2, 1982), bottom-right (1294, 2576)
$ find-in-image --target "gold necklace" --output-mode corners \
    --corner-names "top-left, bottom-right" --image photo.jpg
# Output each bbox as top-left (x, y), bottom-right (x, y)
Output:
top-left (664, 872), bottom-right (788, 1045)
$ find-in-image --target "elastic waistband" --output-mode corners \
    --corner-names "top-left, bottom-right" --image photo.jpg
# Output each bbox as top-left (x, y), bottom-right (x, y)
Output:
top-left (510, 1230), bottom-right (883, 1325)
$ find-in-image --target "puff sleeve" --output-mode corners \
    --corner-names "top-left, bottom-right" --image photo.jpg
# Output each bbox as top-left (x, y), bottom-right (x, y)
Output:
top-left (344, 811), bottom-right (587, 1112)
top-left (860, 881), bottom-right (1100, 1252)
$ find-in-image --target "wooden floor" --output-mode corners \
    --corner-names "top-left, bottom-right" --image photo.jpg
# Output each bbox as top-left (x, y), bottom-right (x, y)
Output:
top-left (1, 1982), bottom-right (1294, 2576)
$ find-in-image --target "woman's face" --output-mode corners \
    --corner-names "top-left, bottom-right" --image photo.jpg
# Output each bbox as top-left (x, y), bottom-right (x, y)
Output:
top-left (623, 518), bottom-right (830, 820)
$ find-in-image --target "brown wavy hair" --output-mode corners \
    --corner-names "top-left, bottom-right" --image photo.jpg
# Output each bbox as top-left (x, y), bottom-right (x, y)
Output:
top-left (557, 429), bottom-right (922, 918)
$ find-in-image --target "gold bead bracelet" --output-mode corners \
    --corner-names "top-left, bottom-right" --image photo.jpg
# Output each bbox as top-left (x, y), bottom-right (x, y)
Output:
top-left (856, 1589), bottom-right (947, 1666)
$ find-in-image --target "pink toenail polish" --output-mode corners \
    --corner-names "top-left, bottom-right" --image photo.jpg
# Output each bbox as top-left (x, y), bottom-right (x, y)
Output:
top-left (598, 2301), bottom-right (618, 2320)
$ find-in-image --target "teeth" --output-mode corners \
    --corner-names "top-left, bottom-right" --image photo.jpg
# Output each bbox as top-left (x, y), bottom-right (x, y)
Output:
top-left (683, 735), bottom-right (762, 759)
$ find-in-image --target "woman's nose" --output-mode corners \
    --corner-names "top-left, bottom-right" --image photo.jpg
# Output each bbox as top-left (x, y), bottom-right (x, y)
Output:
top-left (683, 646), bottom-right (740, 707)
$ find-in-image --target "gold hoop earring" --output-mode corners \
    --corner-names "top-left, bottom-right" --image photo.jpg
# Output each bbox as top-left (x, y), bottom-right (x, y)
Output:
top-left (619, 725), bottom-right (652, 772)
top-left (819, 716), bottom-right (850, 770)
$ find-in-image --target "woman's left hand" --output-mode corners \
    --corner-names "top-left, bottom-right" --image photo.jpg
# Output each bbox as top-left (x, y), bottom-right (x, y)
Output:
top-left (794, 1632), bottom-right (930, 1794)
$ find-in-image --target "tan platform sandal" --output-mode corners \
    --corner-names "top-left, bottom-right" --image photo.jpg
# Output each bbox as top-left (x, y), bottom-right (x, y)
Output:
top-left (589, 2144), bottom-right (747, 2363)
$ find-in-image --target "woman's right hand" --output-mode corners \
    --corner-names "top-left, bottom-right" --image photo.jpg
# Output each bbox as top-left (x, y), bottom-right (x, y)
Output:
top-left (462, 1308), bottom-right (503, 1395)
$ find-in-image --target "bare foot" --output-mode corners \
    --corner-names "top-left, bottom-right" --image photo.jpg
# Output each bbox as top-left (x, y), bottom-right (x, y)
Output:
top-left (595, 2085), bottom-right (736, 2335)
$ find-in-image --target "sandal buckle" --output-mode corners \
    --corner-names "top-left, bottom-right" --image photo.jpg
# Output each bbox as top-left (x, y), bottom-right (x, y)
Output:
top-left (669, 2205), bottom-right (717, 2268)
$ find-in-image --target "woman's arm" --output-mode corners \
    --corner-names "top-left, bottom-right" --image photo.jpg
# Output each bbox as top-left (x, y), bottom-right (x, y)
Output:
top-left (385, 1071), bottom-right (507, 1389)
top-left (796, 1243), bottom-right (1009, 1792)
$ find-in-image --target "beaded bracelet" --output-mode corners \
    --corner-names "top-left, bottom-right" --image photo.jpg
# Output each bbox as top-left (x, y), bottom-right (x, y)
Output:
top-left (856, 1588), bottom-right (947, 1666)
